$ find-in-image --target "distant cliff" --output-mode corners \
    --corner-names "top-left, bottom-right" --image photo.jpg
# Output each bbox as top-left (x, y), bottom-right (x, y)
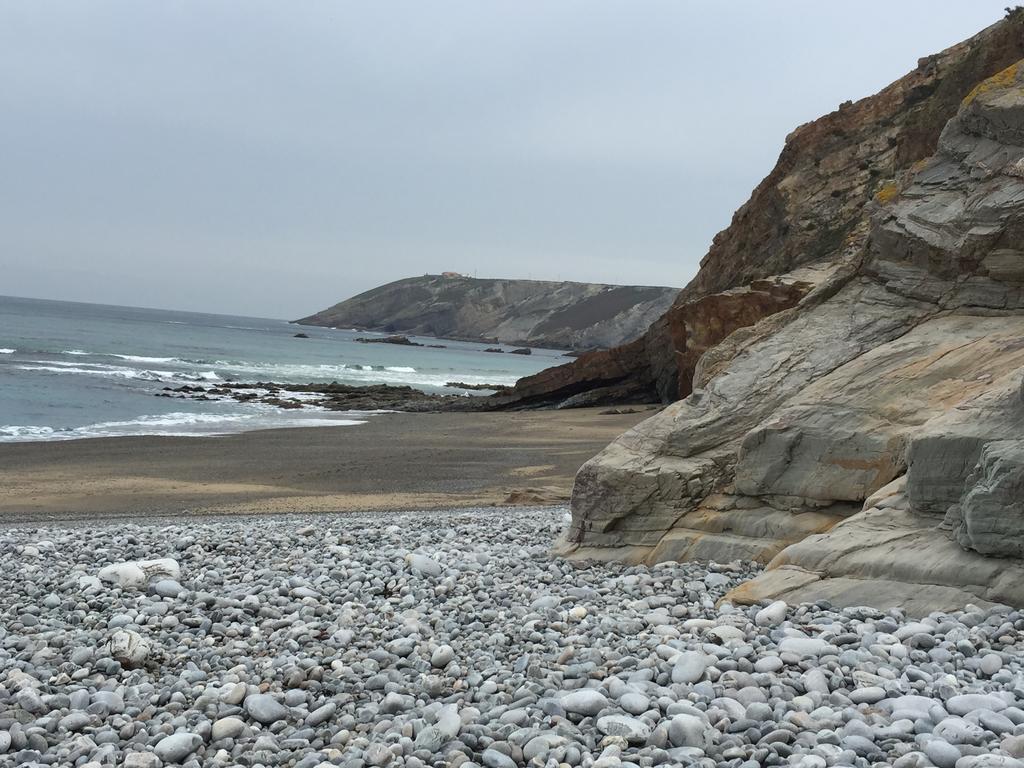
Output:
top-left (295, 275), bottom-right (679, 350)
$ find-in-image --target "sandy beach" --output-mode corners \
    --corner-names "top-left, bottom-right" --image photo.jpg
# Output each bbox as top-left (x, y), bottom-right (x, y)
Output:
top-left (0, 407), bottom-right (656, 524)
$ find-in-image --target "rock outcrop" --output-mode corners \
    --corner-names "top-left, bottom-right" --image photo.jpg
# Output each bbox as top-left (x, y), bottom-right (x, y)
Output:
top-left (560, 16), bottom-right (1024, 612)
top-left (497, 15), bottom-right (1024, 408)
top-left (296, 275), bottom-right (678, 351)
top-left (491, 273), bottom-right (815, 408)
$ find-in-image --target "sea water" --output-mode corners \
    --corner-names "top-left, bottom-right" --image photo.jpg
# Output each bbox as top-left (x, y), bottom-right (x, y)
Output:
top-left (0, 295), bottom-right (564, 442)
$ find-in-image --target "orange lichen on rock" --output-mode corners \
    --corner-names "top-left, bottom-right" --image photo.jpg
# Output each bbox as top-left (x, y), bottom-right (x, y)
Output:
top-left (874, 181), bottom-right (900, 204)
top-left (961, 61), bottom-right (1022, 106)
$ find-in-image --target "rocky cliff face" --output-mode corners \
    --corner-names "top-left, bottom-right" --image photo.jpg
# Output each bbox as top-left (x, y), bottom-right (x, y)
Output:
top-left (296, 275), bottom-right (678, 351)
top-left (496, 16), bottom-right (1024, 408)
top-left (560, 17), bottom-right (1024, 613)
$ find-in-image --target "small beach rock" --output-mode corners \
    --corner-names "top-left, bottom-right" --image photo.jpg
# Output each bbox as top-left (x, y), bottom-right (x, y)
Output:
top-left (561, 689), bottom-right (609, 716)
top-left (103, 629), bottom-right (150, 669)
top-left (755, 600), bottom-right (788, 627)
top-left (244, 694), bottom-right (289, 725)
top-left (154, 732), bottom-right (202, 763)
top-left (405, 552), bottom-right (443, 577)
top-left (0, 506), bottom-right (1019, 768)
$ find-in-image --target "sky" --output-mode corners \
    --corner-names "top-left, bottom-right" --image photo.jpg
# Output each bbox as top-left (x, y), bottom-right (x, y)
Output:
top-left (0, 2), bottom-right (1013, 319)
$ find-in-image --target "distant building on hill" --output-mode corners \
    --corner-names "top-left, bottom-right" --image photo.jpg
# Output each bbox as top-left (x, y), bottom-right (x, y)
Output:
top-left (441, 271), bottom-right (465, 278)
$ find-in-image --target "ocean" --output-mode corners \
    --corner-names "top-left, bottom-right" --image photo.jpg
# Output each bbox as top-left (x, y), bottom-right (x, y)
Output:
top-left (0, 295), bottom-right (564, 442)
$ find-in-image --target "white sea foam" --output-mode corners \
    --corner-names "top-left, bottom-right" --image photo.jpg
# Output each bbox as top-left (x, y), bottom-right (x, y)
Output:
top-left (203, 360), bottom-right (516, 389)
top-left (0, 425), bottom-right (56, 439)
top-left (0, 348), bottom-right (14, 354)
top-left (17, 364), bottom-right (221, 383)
top-left (60, 350), bottom-right (183, 364)
top-left (25, 354), bottom-right (509, 389)
top-left (112, 354), bottom-right (180, 364)
top-left (0, 410), bottom-right (367, 442)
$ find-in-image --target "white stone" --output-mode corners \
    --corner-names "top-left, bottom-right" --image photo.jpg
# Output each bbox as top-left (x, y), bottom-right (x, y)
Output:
top-left (755, 600), bottom-right (788, 627)
top-left (779, 637), bottom-right (832, 657)
top-left (98, 558), bottom-right (180, 589)
top-left (211, 716), bottom-right (246, 740)
top-left (405, 553), bottom-right (443, 577)
top-left (672, 651), bottom-right (708, 684)
top-left (104, 630), bottom-right (150, 669)
top-left (707, 625), bottom-right (746, 643)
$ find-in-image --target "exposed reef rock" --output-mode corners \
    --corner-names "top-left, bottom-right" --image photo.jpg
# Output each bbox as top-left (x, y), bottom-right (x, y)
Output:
top-left (355, 335), bottom-right (423, 346)
top-left (561, 18), bottom-right (1024, 612)
top-left (296, 275), bottom-right (679, 351)
top-left (162, 382), bottom-right (470, 412)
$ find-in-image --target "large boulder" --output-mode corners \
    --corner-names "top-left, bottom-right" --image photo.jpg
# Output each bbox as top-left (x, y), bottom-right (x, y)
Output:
top-left (955, 439), bottom-right (1024, 558)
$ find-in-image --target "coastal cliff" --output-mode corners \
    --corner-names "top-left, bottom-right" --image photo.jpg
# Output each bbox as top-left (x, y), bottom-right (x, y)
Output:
top-left (559, 16), bottom-right (1024, 613)
top-left (296, 275), bottom-right (678, 351)
top-left (497, 16), bottom-right (1024, 409)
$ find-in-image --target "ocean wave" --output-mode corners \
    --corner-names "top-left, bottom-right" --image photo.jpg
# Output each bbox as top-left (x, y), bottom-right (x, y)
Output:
top-left (0, 348), bottom-right (14, 354)
top-left (60, 350), bottom-right (184, 364)
top-left (341, 364), bottom-right (417, 373)
top-left (0, 410), bottom-right (367, 442)
top-left (112, 354), bottom-right (181, 364)
top-left (0, 425), bottom-right (57, 439)
top-left (195, 359), bottom-right (513, 389)
top-left (17, 364), bottom-right (220, 383)
top-left (27, 350), bottom-right (519, 391)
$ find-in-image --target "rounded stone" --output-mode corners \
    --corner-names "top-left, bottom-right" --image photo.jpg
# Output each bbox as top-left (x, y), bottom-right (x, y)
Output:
top-left (243, 693), bottom-right (289, 725)
top-left (154, 732), bottom-right (202, 763)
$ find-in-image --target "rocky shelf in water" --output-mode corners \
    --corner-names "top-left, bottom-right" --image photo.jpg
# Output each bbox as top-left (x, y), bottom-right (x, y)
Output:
top-left (158, 382), bottom-right (503, 412)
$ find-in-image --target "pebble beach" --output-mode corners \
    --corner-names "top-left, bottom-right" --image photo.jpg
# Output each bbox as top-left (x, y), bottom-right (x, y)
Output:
top-left (2, 507), bottom-right (1024, 768)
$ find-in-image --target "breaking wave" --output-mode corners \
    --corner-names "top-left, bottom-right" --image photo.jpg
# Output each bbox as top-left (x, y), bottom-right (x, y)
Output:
top-left (0, 410), bottom-right (367, 443)
top-left (17, 364), bottom-right (220, 383)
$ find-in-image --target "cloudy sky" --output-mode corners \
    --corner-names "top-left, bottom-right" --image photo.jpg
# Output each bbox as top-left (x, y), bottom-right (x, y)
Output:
top-left (0, 2), bottom-right (1012, 318)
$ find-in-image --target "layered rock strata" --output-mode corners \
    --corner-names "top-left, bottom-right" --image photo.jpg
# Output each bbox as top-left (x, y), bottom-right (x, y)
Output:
top-left (497, 16), bottom-right (1024, 407)
top-left (562, 22), bottom-right (1024, 612)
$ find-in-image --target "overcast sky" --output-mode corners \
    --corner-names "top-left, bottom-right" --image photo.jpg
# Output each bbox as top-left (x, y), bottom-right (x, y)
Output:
top-left (0, 2), bottom-right (1012, 318)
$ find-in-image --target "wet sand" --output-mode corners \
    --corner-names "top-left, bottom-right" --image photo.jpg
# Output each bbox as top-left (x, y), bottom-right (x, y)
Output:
top-left (0, 407), bottom-right (657, 524)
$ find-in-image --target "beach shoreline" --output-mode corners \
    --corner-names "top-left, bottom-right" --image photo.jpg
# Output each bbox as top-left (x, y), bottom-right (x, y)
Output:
top-left (0, 407), bottom-right (656, 524)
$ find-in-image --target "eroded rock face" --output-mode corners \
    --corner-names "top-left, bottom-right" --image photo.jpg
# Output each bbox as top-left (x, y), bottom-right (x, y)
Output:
top-left (563, 30), bottom-right (1024, 611)
top-left (491, 275), bottom-right (812, 409)
top-left (684, 16), bottom-right (1024, 301)
top-left (497, 17), bottom-right (1024, 410)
